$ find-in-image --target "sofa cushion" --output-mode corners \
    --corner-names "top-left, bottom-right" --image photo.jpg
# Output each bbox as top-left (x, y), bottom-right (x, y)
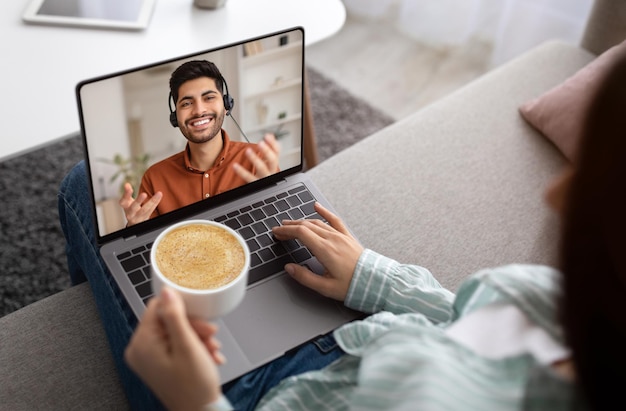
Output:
top-left (519, 39), bottom-right (626, 161)
top-left (0, 282), bottom-right (129, 410)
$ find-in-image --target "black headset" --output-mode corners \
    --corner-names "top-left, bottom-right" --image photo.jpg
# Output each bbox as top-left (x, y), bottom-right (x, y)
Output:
top-left (168, 75), bottom-right (235, 128)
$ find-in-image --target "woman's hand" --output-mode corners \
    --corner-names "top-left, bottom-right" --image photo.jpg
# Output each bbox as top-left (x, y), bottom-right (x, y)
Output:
top-left (272, 202), bottom-right (364, 301)
top-left (124, 287), bottom-right (225, 410)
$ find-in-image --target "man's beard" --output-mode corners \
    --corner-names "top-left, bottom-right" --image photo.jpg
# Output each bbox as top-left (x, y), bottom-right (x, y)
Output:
top-left (180, 110), bottom-right (226, 144)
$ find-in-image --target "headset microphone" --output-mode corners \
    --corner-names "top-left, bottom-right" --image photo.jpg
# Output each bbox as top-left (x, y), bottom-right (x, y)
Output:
top-left (227, 111), bottom-right (250, 143)
top-left (219, 76), bottom-right (250, 142)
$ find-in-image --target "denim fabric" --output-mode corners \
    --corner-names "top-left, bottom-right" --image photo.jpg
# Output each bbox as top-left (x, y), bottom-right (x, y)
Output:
top-left (223, 333), bottom-right (344, 411)
top-left (58, 161), bottom-right (165, 411)
top-left (58, 161), bottom-right (344, 410)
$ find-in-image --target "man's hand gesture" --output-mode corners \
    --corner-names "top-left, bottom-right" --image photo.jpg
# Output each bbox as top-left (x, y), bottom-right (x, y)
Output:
top-left (233, 133), bottom-right (281, 182)
top-left (119, 183), bottom-right (163, 226)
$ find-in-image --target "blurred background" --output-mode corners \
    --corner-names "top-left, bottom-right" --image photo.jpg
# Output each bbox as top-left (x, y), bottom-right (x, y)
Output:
top-left (307, 0), bottom-right (594, 121)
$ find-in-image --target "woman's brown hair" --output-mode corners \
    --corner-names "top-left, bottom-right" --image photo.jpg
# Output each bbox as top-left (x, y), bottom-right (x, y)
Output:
top-left (559, 45), bottom-right (626, 410)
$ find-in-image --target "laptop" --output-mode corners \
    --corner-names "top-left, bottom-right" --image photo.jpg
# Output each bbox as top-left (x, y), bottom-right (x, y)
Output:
top-left (76, 27), bottom-right (361, 384)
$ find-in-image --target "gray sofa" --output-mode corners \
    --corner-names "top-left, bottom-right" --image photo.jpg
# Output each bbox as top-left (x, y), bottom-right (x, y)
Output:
top-left (2, 0), bottom-right (625, 409)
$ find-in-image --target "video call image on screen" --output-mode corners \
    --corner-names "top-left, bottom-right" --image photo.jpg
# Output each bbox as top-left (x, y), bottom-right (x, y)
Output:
top-left (78, 29), bottom-right (304, 237)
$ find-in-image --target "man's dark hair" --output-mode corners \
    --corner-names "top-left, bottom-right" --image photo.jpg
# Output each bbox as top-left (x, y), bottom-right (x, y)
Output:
top-left (559, 45), bottom-right (626, 410)
top-left (169, 60), bottom-right (225, 104)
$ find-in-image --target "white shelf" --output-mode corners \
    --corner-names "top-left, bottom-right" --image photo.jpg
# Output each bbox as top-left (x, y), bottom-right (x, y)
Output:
top-left (242, 42), bottom-right (302, 67)
top-left (245, 113), bottom-right (301, 135)
top-left (243, 77), bottom-right (302, 101)
top-left (238, 30), bottom-right (304, 168)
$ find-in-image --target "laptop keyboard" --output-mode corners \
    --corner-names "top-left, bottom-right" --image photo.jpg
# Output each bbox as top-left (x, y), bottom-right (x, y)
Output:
top-left (116, 184), bottom-right (323, 306)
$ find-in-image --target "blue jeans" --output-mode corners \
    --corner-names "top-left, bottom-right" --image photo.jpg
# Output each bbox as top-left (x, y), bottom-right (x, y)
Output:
top-left (57, 161), bottom-right (344, 411)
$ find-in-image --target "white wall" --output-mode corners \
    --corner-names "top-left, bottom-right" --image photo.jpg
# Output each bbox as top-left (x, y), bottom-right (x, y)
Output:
top-left (80, 76), bottom-right (130, 201)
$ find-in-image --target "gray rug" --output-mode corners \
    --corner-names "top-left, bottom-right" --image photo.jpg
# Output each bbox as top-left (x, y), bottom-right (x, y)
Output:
top-left (0, 66), bottom-right (394, 317)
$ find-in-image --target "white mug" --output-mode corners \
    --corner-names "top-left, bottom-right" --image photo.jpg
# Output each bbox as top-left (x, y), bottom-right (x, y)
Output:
top-left (151, 219), bottom-right (250, 319)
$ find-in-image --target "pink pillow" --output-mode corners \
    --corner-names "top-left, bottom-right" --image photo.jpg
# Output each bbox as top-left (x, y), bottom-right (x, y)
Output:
top-left (519, 40), bottom-right (626, 161)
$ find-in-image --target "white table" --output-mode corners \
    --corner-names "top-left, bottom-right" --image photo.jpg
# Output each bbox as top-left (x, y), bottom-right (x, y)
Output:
top-left (0, 0), bottom-right (345, 160)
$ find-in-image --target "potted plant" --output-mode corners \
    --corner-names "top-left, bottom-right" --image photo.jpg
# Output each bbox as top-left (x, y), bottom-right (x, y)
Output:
top-left (99, 153), bottom-right (150, 196)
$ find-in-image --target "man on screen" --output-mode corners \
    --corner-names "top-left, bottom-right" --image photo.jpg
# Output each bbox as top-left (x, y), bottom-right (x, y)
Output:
top-left (120, 60), bottom-right (281, 226)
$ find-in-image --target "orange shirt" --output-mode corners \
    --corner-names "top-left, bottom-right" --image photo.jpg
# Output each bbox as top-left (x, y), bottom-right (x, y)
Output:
top-left (139, 130), bottom-right (257, 218)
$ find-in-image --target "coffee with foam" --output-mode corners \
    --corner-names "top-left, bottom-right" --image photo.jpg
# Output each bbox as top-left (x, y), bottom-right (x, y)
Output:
top-left (155, 223), bottom-right (246, 290)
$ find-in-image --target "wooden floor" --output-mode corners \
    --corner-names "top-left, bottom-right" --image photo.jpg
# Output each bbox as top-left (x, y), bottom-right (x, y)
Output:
top-left (306, 14), bottom-right (493, 121)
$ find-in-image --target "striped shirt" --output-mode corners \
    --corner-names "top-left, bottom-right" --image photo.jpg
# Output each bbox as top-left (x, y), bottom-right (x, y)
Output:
top-left (257, 249), bottom-right (583, 410)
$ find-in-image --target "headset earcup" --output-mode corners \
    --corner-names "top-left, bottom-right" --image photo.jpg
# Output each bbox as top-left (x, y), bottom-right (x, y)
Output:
top-left (224, 94), bottom-right (234, 112)
top-left (168, 92), bottom-right (178, 127)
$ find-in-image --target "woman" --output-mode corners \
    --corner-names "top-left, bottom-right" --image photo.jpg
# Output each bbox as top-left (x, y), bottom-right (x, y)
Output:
top-left (556, 44), bottom-right (626, 409)
top-left (66, 46), bottom-right (626, 411)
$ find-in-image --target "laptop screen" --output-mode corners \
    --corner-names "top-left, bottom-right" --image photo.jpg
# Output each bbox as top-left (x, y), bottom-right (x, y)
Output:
top-left (76, 27), bottom-right (304, 242)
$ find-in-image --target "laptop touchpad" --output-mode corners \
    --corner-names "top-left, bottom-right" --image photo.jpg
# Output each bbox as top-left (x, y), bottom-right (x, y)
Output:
top-left (222, 273), bottom-right (357, 365)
